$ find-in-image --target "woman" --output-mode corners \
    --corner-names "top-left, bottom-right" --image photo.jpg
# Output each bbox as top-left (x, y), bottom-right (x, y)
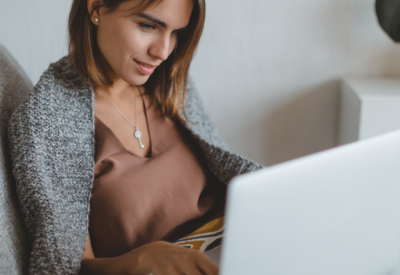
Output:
top-left (7, 0), bottom-right (263, 274)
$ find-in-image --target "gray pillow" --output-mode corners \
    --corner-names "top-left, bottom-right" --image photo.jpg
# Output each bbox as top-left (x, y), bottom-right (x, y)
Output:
top-left (0, 44), bottom-right (32, 274)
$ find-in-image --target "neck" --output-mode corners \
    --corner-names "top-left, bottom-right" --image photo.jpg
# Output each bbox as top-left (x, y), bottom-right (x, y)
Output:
top-left (96, 79), bottom-right (142, 103)
top-left (96, 53), bottom-right (141, 101)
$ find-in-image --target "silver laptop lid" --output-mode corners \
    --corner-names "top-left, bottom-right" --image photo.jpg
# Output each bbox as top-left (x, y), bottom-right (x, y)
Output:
top-left (220, 129), bottom-right (400, 275)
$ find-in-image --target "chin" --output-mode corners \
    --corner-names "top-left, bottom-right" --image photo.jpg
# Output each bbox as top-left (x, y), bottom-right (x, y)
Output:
top-left (123, 74), bottom-right (150, 86)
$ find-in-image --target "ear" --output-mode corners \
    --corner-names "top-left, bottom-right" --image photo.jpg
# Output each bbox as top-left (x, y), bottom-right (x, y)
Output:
top-left (87, 0), bottom-right (102, 26)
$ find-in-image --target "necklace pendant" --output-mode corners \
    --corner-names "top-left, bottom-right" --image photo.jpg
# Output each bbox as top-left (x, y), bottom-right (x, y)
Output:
top-left (134, 128), bottom-right (145, 149)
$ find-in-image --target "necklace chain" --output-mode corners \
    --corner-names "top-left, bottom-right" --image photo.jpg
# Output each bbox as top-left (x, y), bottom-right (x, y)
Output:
top-left (94, 87), bottom-right (139, 129)
top-left (94, 86), bottom-right (145, 149)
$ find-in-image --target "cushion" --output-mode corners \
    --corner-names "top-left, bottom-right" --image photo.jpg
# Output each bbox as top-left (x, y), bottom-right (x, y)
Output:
top-left (174, 216), bottom-right (224, 252)
top-left (0, 44), bottom-right (32, 274)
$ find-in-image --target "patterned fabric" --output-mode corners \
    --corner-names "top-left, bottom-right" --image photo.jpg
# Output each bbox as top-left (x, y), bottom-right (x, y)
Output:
top-left (174, 217), bottom-right (225, 252)
top-left (0, 44), bottom-right (32, 275)
top-left (7, 56), bottom-right (265, 274)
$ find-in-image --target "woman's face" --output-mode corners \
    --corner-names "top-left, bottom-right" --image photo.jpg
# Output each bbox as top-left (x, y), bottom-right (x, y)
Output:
top-left (90, 0), bottom-right (193, 86)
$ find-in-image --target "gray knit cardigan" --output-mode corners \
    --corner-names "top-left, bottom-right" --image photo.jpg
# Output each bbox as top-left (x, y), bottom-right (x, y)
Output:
top-left (7, 56), bottom-right (264, 274)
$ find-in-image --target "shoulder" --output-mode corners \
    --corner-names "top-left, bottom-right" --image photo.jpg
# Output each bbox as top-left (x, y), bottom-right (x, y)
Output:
top-left (8, 56), bottom-right (93, 135)
top-left (181, 76), bottom-right (231, 150)
top-left (185, 75), bottom-right (202, 104)
top-left (30, 55), bottom-right (90, 99)
top-left (182, 76), bottom-right (207, 118)
top-left (21, 55), bottom-right (90, 101)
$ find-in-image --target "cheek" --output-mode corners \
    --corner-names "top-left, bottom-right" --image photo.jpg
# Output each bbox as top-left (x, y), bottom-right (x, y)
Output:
top-left (96, 21), bottom-right (146, 65)
top-left (97, 25), bottom-right (121, 65)
top-left (125, 33), bottom-right (148, 54)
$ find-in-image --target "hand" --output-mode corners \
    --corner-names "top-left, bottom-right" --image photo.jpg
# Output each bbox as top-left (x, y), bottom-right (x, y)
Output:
top-left (120, 240), bottom-right (219, 275)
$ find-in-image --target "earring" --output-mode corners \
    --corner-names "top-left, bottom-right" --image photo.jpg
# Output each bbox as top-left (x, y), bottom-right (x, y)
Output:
top-left (95, 18), bottom-right (99, 22)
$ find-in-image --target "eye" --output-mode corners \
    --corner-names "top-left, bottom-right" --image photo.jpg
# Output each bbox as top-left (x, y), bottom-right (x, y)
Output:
top-left (172, 28), bottom-right (186, 36)
top-left (139, 23), bottom-right (155, 31)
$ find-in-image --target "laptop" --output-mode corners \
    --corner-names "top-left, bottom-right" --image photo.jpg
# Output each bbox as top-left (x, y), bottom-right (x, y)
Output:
top-left (216, 129), bottom-right (400, 275)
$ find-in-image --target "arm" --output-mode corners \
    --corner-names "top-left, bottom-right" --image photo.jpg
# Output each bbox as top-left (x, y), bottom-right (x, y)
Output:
top-left (79, 234), bottom-right (125, 275)
top-left (8, 93), bottom-right (94, 274)
top-left (79, 233), bottom-right (218, 275)
top-left (7, 99), bottom-right (65, 274)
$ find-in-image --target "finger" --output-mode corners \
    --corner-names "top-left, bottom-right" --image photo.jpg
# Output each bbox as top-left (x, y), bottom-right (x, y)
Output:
top-left (195, 254), bottom-right (219, 275)
top-left (197, 262), bottom-right (219, 275)
top-left (172, 253), bottom-right (204, 275)
top-left (182, 267), bottom-right (203, 275)
top-left (179, 261), bottom-right (204, 275)
top-left (155, 265), bottom-right (184, 275)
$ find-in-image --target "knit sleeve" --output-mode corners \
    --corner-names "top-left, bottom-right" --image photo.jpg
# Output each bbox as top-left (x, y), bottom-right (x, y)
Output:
top-left (7, 96), bottom-right (84, 275)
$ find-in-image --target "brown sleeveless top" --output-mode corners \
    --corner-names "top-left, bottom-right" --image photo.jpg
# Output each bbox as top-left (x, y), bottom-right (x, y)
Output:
top-left (89, 93), bottom-right (227, 258)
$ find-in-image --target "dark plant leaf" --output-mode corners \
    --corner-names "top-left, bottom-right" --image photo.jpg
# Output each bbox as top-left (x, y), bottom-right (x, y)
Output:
top-left (376, 0), bottom-right (400, 42)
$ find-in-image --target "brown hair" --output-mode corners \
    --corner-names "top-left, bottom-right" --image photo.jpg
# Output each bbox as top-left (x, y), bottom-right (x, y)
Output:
top-left (68, 0), bottom-right (205, 124)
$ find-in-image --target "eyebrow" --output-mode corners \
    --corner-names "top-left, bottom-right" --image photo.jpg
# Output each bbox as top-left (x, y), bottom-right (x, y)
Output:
top-left (137, 13), bottom-right (188, 31)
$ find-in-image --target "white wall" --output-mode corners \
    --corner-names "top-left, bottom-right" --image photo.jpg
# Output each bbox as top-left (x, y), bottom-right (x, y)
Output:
top-left (0, 0), bottom-right (72, 84)
top-left (1, 0), bottom-right (400, 166)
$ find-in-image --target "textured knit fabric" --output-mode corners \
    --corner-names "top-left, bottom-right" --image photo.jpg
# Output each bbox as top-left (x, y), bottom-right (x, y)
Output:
top-left (7, 56), bottom-right (264, 274)
top-left (91, 92), bottom-right (227, 257)
top-left (0, 44), bottom-right (32, 275)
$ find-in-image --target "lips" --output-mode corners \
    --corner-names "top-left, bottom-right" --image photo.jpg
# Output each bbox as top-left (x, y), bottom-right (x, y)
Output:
top-left (134, 59), bottom-right (157, 75)
top-left (134, 59), bottom-right (156, 68)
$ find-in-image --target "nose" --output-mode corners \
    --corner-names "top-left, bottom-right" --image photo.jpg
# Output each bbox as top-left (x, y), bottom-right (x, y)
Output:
top-left (148, 34), bottom-right (174, 62)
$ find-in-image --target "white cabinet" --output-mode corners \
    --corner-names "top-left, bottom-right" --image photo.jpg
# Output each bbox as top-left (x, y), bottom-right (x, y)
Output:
top-left (338, 77), bottom-right (400, 145)
top-left (338, 77), bottom-right (400, 275)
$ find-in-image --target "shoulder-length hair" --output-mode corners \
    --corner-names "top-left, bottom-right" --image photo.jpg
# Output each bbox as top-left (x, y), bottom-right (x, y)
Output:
top-left (68, 0), bottom-right (205, 124)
